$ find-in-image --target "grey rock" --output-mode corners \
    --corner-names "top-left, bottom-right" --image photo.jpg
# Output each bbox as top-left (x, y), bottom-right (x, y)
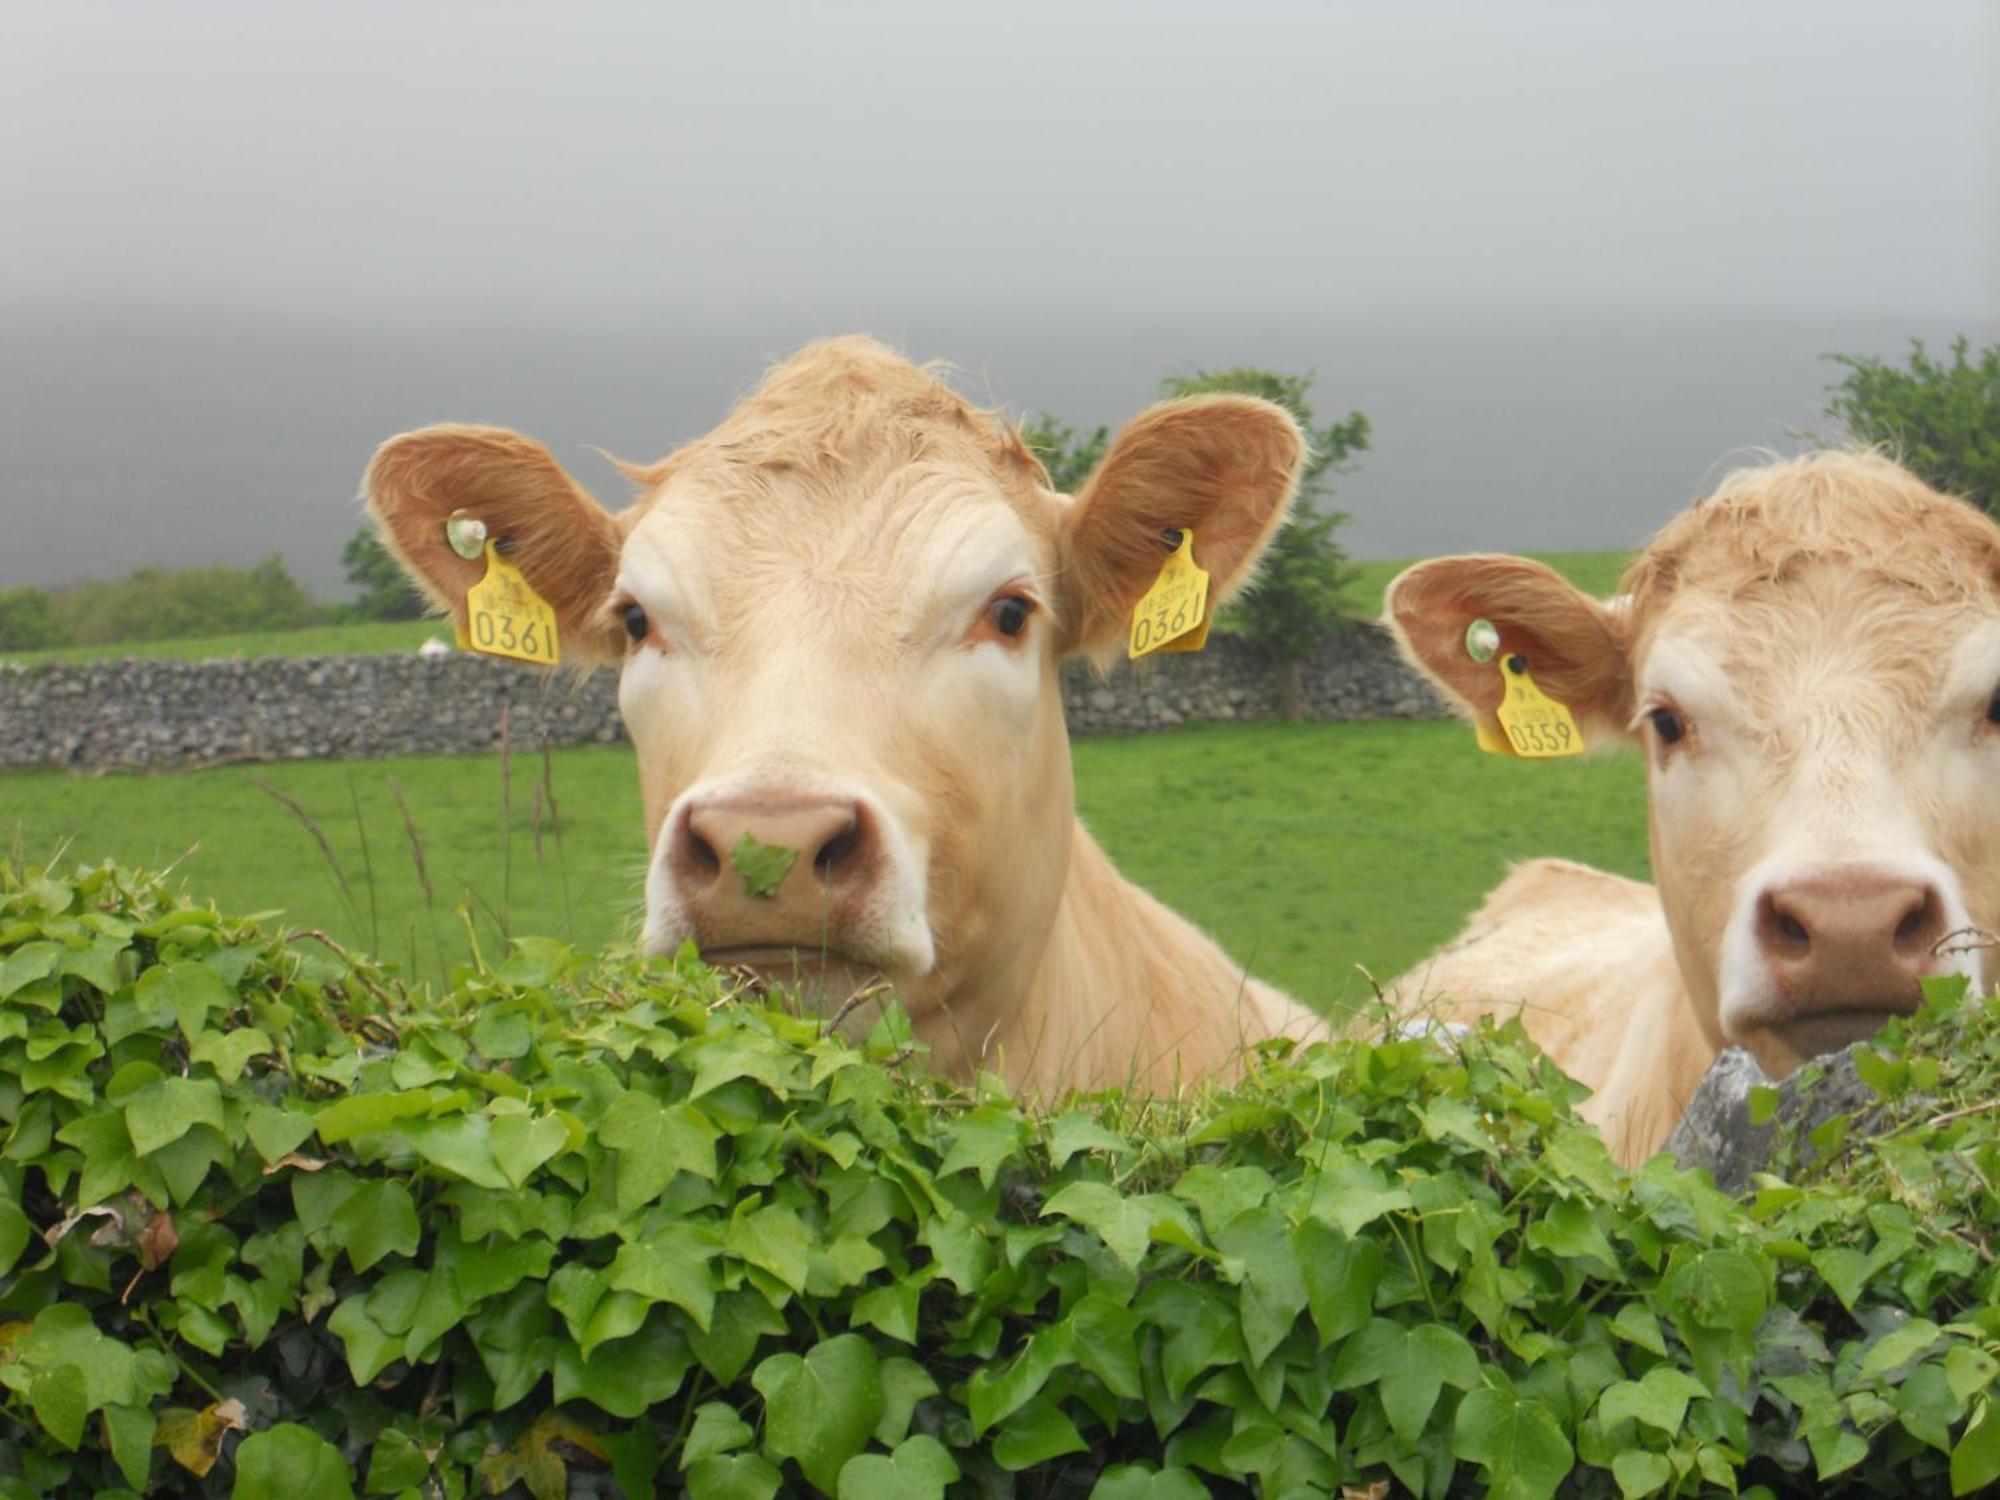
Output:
top-left (1665, 1045), bottom-right (1887, 1195)
top-left (2, 623), bottom-right (1450, 771)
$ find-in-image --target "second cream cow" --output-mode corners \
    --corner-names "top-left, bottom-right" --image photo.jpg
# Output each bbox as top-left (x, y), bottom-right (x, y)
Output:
top-left (1386, 452), bottom-right (2000, 1162)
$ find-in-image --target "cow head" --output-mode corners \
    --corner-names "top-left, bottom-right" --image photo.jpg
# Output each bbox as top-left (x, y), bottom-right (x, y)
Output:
top-left (1388, 452), bottom-right (2000, 1077)
top-left (365, 338), bottom-right (1302, 1062)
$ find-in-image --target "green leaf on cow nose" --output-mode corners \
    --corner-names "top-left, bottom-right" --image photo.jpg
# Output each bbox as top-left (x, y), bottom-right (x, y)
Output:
top-left (730, 834), bottom-right (798, 900)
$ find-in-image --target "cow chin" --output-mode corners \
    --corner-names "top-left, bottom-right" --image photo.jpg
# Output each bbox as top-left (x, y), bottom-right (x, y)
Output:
top-left (699, 945), bottom-right (903, 1032)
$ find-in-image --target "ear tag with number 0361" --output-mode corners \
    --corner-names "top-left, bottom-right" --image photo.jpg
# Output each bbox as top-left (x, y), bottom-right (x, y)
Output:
top-left (462, 541), bottom-right (561, 666)
top-left (1489, 654), bottom-right (1583, 758)
top-left (1128, 530), bottom-right (1211, 659)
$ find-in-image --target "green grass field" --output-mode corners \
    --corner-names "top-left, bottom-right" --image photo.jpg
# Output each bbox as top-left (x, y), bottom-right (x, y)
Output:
top-left (3, 552), bottom-right (1631, 666)
top-left (0, 720), bottom-right (1649, 1015)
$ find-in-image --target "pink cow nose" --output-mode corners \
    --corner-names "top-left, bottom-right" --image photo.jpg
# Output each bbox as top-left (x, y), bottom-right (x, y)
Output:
top-left (669, 793), bottom-right (881, 956)
top-left (1752, 867), bottom-right (1946, 1056)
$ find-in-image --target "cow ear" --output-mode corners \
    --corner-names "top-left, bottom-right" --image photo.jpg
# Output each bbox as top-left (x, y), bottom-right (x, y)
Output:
top-left (364, 424), bottom-right (625, 659)
top-left (1385, 554), bottom-right (1636, 742)
top-left (1055, 396), bottom-right (1305, 655)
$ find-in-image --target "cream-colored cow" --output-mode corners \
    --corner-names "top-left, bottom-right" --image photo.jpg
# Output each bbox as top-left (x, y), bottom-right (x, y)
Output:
top-left (1386, 452), bottom-right (1998, 1163)
top-left (366, 337), bottom-right (1321, 1094)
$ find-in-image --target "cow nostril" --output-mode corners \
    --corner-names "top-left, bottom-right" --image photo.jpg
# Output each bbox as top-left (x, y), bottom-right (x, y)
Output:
top-left (1893, 887), bottom-right (1942, 957)
top-left (684, 828), bottom-right (722, 878)
top-left (814, 820), bottom-right (862, 878)
top-left (1756, 890), bottom-right (1812, 959)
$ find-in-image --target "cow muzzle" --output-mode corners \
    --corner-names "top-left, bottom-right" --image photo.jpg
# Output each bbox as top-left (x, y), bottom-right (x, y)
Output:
top-left (1725, 860), bottom-right (1972, 1067)
top-left (643, 781), bottom-right (935, 1006)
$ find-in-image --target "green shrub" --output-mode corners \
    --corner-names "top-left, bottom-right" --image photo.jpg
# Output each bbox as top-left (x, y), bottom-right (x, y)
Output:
top-left (1826, 336), bottom-right (2000, 513)
top-left (0, 592), bottom-right (69, 653)
top-left (0, 861), bottom-right (1996, 1497)
top-left (50, 557), bottom-right (325, 648)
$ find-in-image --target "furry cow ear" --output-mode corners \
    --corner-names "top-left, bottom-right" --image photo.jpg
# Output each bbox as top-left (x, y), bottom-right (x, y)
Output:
top-left (1056, 396), bottom-right (1305, 656)
top-left (1384, 554), bottom-right (1635, 742)
top-left (363, 425), bottom-right (625, 659)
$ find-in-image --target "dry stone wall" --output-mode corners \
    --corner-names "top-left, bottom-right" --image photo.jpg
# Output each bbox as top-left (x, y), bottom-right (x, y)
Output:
top-left (0, 625), bottom-right (1449, 772)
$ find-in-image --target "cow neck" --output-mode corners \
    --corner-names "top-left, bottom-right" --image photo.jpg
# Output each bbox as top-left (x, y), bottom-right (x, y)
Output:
top-left (990, 822), bottom-right (1294, 1096)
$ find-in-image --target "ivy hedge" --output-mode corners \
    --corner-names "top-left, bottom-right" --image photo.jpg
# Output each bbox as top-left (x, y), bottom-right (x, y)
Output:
top-left (1, 859), bottom-right (1998, 1497)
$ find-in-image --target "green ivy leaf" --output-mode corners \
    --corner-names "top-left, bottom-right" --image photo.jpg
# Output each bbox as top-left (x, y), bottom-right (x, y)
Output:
top-left (1453, 1386), bottom-right (1573, 1500)
top-left (25, 1364), bottom-right (86, 1451)
top-left (836, 1434), bottom-right (960, 1500)
top-left (1953, 1398), bottom-right (2000, 1496)
top-left (552, 1314), bottom-right (693, 1419)
top-left (874, 1357), bottom-right (940, 1447)
top-left (189, 1026), bottom-right (272, 1084)
top-left (1610, 1450), bottom-right (1673, 1499)
top-left (123, 1076), bottom-right (224, 1157)
top-left (725, 1202), bottom-right (811, 1295)
top-left (330, 1180), bottom-right (420, 1272)
top-left (968, 1324), bottom-right (1076, 1435)
top-left (991, 1396), bottom-right (1088, 1471)
top-left (600, 1091), bottom-right (719, 1209)
top-left (488, 1109), bottom-right (568, 1188)
top-left (684, 1452), bottom-right (782, 1500)
top-left (244, 1105), bottom-right (316, 1165)
top-left (134, 960), bottom-right (230, 1041)
top-left (938, 1106), bottom-right (1027, 1188)
top-left (1087, 1464), bottom-right (1212, 1499)
top-left (1329, 1319), bottom-right (1480, 1445)
top-left (729, 834), bottom-right (798, 900)
top-left (751, 1335), bottom-right (884, 1493)
top-left (231, 1423), bottom-right (358, 1500)
top-left (102, 1402), bottom-right (156, 1489)
top-left (1860, 1317), bottom-right (1942, 1380)
top-left (684, 1402), bottom-right (754, 1463)
top-left (1041, 1182), bottom-right (1159, 1269)
top-left (1296, 1221), bottom-right (1383, 1347)
top-left (609, 1225), bottom-right (720, 1332)
top-left (1597, 1367), bottom-right (1709, 1436)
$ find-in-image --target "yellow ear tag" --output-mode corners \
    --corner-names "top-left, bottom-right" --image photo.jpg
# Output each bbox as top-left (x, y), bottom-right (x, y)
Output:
top-left (462, 541), bottom-right (561, 666)
top-left (1128, 530), bottom-right (1211, 659)
top-left (1490, 654), bottom-right (1584, 758)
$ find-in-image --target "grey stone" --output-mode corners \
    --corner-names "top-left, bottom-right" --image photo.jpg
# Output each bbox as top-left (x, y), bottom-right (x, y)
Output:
top-left (1, 623), bottom-right (1452, 772)
top-left (1665, 1045), bottom-right (1888, 1196)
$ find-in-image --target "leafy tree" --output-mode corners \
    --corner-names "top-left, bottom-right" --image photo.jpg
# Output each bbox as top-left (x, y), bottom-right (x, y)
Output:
top-left (0, 586), bottom-right (71, 651)
top-left (54, 555), bottom-right (324, 645)
top-left (1020, 415), bottom-right (1108, 494)
top-left (1826, 336), bottom-right (2000, 512)
top-left (342, 525), bottom-right (429, 621)
top-left (1160, 368), bottom-right (1370, 717)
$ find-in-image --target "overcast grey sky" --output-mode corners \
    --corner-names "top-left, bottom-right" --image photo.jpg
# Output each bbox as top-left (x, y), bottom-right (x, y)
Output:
top-left (4, 0), bottom-right (1997, 592)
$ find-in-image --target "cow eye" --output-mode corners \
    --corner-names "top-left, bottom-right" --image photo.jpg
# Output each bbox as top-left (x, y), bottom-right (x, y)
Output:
top-left (1987, 688), bottom-right (2000, 727)
top-left (989, 594), bottom-right (1033, 638)
top-left (621, 603), bottom-right (649, 643)
top-left (1648, 706), bottom-right (1686, 745)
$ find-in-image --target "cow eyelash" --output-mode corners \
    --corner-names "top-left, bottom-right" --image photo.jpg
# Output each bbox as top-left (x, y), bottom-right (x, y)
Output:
top-left (1640, 700), bottom-right (1689, 753)
top-left (609, 595), bottom-right (660, 651)
top-left (970, 587), bottom-right (1040, 646)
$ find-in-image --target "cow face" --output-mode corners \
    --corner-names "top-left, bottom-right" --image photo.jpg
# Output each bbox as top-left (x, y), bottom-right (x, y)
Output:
top-left (1389, 453), bottom-right (2000, 1078)
top-left (366, 338), bottom-right (1302, 1050)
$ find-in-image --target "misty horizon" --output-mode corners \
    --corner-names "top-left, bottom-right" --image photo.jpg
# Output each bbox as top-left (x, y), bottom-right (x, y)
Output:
top-left (5, 1), bottom-right (1996, 598)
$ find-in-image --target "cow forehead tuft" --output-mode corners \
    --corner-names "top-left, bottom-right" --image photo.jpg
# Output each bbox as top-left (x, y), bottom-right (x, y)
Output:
top-left (618, 336), bottom-right (1053, 529)
top-left (1622, 450), bottom-right (2000, 636)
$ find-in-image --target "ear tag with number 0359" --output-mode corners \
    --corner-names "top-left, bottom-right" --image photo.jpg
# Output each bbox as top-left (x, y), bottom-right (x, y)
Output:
top-left (462, 541), bottom-right (561, 666)
top-left (1489, 654), bottom-right (1583, 758)
top-left (1128, 530), bottom-right (1211, 659)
